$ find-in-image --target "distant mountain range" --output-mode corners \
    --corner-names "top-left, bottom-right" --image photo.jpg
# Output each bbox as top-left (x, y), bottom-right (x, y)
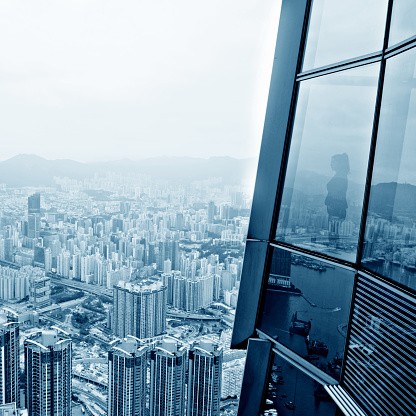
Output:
top-left (369, 182), bottom-right (416, 221)
top-left (282, 177), bottom-right (416, 222)
top-left (0, 154), bottom-right (258, 187)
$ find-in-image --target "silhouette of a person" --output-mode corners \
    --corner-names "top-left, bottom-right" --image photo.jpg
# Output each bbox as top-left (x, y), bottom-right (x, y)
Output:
top-left (325, 153), bottom-right (349, 244)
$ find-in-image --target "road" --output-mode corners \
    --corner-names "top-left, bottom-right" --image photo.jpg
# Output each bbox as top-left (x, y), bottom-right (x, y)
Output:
top-left (40, 314), bottom-right (80, 336)
top-left (38, 296), bottom-right (89, 314)
top-left (74, 358), bottom-right (107, 365)
top-left (50, 276), bottom-right (113, 298)
top-left (73, 387), bottom-right (107, 414)
top-left (167, 311), bottom-right (221, 321)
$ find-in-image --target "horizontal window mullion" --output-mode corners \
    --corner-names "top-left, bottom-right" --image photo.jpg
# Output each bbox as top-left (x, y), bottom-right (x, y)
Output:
top-left (385, 35), bottom-right (416, 59)
top-left (297, 52), bottom-right (382, 81)
top-left (270, 241), bottom-right (356, 272)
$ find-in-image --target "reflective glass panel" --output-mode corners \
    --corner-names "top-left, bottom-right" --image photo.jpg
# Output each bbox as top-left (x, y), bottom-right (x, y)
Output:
top-left (276, 64), bottom-right (379, 262)
top-left (362, 48), bottom-right (416, 290)
top-left (344, 275), bottom-right (416, 416)
top-left (389, 0), bottom-right (416, 47)
top-left (303, 0), bottom-right (388, 71)
top-left (259, 247), bottom-right (354, 380)
top-left (262, 354), bottom-right (339, 416)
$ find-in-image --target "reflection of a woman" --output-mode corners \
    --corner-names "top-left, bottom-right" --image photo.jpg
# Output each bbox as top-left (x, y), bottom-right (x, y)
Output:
top-left (325, 153), bottom-right (349, 245)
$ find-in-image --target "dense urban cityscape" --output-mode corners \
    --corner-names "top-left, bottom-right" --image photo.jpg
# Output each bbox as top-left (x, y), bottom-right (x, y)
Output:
top-left (0, 163), bottom-right (252, 415)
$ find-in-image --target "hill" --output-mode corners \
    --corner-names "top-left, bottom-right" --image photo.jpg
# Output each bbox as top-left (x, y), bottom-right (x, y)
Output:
top-left (0, 154), bottom-right (257, 187)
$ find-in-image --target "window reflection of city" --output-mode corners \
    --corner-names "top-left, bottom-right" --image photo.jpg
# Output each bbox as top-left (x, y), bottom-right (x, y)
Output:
top-left (362, 46), bottom-right (416, 291)
top-left (275, 65), bottom-right (379, 262)
top-left (260, 248), bottom-right (354, 381)
top-left (263, 355), bottom-right (338, 416)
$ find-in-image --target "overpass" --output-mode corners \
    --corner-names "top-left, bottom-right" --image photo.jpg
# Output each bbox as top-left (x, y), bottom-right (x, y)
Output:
top-left (73, 373), bottom-right (108, 390)
top-left (166, 311), bottom-right (221, 321)
top-left (49, 276), bottom-right (113, 299)
top-left (74, 358), bottom-right (107, 365)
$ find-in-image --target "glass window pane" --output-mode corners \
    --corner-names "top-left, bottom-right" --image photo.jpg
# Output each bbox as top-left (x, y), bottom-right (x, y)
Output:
top-left (276, 64), bottom-right (379, 262)
top-left (362, 48), bottom-right (416, 290)
top-left (259, 247), bottom-right (355, 381)
top-left (389, 0), bottom-right (416, 47)
top-left (344, 275), bottom-right (416, 416)
top-left (303, 0), bottom-right (388, 71)
top-left (263, 354), bottom-right (339, 416)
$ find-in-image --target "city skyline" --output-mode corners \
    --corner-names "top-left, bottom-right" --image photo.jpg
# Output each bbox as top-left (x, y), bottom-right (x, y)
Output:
top-left (0, 171), bottom-right (248, 414)
top-left (0, 0), bottom-right (281, 163)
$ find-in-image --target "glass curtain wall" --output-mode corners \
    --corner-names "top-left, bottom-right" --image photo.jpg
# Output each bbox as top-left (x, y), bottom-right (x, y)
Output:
top-left (233, 1), bottom-right (416, 416)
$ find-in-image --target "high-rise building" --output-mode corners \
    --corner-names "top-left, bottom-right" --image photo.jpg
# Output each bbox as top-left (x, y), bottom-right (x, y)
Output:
top-left (27, 193), bottom-right (40, 215)
top-left (57, 251), bottom-right (71, 278)
top-left (207, 202), bottom-right (216, 224)
top-left (3, 239), bottom-right (12, 263)
top-left (221, 358), bottom-right (245, 401)
top-left (44, 248), bottom-right (52, 272)
top-left (150, 339), bottom-right (187, 416)
top-left (113, 281), bottom-right (167, 339)
top-left (232, 2), bottom-right (416, 416)
top-left (185, 276), bottom-right (214, 312)
top-left (268, 247), bottom-right (291, 288)
top-left (108, 338), bottom-right (147, 416)
top-left (0, 314), bottom-right (19, 407)
top-left (27, 193), bottom-right (41, 239)
top-left (162, 272), bottom-right (174, 304)
top-left (173, 273), bottom-right (186, 310)
top-left (0, 266), bottom-right (29, 301)
top-left (29, 273), bottom-right (51, 309)
top-left (164, 259), bottom-right (172, 274)
top-left (25, 329), bottom-right (72, 416)
top-left (187, 340), bottom-right (223, 416)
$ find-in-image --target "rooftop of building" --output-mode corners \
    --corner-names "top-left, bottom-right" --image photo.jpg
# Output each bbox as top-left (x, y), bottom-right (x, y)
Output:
top-left (25, 328), bottom-right (71, 350)
top-left (110, 337), bottom-right (147, 356)
top-left (154, 337), bottom-right (187, 356)
top-left (115, 280), bottom-right (165, 293)
top-left (191, 338), bottom-right (223, 356)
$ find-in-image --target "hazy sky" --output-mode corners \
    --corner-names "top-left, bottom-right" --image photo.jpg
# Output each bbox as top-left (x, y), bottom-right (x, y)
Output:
top-left (0, 0), bottom-right (281, 162)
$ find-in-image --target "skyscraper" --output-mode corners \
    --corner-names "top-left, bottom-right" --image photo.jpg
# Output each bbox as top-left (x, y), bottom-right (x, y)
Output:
top-left (25, 329), bottom-right (72, 416)
top-left (231, 1), bottom-right (416, 415)
top-left (3, 239), bottom-right (12, 263)
top-left (187, 340), bottom-right (223, 416)
top-left (27, 193), bottom-right (40, 215)
top-left (172, 273), bottom-right (186, 310)
top-left (162, 272), bottom-right (174, 304)
top-left (207, 202), bottom-right (216, 224)
top-left (27, 193), bottom-right (41, 239)
top-left (150, 338), bottom-right (187, 416)
top-left (113, 281), bottom-right (167, 339)
top-left (185, 275), bottom-right (214, 312)
top-left (108, 338), bottom-right (147, 416)
top-left (0, 314), bottom-right (19, 407)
